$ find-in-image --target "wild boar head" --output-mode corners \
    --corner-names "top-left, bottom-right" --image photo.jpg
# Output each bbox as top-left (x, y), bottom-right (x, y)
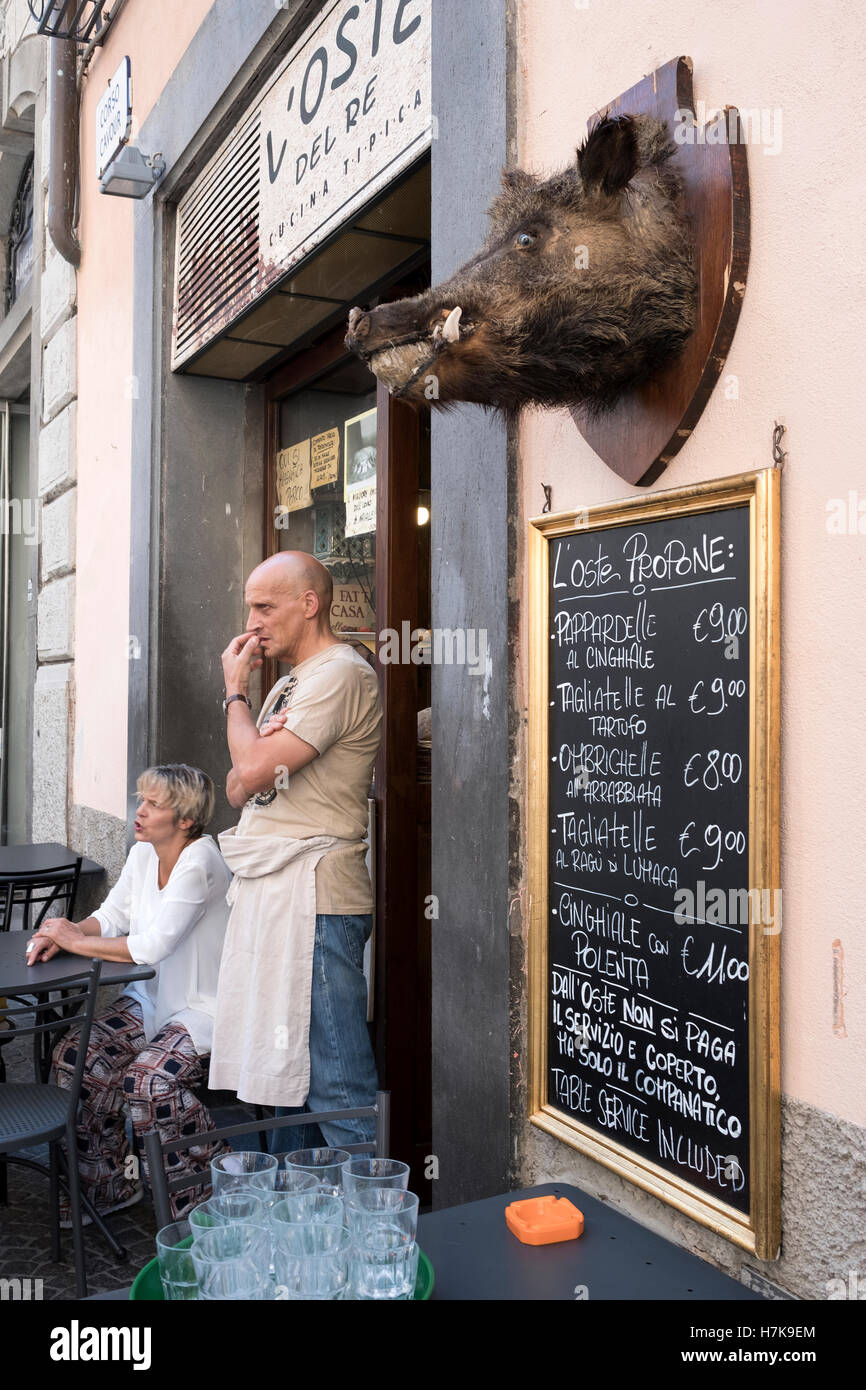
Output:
top-left (345, 115), bottom-right (696, 414)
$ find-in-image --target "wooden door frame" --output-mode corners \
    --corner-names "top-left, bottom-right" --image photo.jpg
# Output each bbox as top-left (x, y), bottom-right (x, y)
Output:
top-left (372, 384), bottom-right (424, 1182)
top-left (262, 337), bottom-right (428, 1185)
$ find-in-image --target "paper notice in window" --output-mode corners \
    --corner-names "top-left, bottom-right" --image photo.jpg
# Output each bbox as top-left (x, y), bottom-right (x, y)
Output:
top-left (276, 440), bottom-right (312, 511)
top-left (311, 429), bottom-right (340, 488)
top-left (345, 481), bottom-right (376, 537)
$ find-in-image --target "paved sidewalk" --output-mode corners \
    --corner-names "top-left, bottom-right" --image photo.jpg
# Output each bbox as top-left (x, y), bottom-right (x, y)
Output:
top-left (0, 1013), bottom-right (256, 1301)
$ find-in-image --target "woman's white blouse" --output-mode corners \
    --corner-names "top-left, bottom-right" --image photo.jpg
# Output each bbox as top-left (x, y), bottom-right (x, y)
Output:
top-left (93, 836), bottom-right (231, 1054)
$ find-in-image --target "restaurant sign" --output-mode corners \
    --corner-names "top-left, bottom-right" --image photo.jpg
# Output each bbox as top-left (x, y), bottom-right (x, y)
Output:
top-left (170, 0), bottom-right (430, 370)
top-left (259, 0), bottom-right (430, 277)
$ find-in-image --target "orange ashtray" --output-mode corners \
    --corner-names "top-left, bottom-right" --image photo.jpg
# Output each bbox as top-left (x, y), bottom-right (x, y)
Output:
top-left (505, 1194), bottom-right (585, 1245)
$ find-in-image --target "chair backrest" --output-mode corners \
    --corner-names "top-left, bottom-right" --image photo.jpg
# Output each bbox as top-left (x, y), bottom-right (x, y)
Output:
top-left (0, 957), bottom-right (102, 1095)
top-left (0, 857), bottom-right (83, 935)
top-left (143, 1091), bottom-right (391, 1231)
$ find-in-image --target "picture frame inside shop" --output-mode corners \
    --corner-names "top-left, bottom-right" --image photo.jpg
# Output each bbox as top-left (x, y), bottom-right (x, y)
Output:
top-left (526, 468), bottom-right (781, 1259)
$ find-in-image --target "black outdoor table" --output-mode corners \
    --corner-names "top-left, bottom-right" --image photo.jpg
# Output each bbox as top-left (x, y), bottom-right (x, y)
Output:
top-left (415, 1183), bottom-right (764, 1300)
top-left (0, 931), bottom-right (156, 1081)
top-left (0, 930), bottom-right (155, 995)
top-left (0, 842), bottom-right (104, 880)
top-left (86, 1180), bottom-right (766, 1302)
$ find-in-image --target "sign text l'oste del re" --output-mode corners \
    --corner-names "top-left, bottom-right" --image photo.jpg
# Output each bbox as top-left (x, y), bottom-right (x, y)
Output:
top-left (259, 0), bottom-right (431, 276)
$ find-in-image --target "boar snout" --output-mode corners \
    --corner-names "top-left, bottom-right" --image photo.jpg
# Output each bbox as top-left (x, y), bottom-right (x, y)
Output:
top-left (346, 306), bottom-right (371, 346)
top-left (345, 296), bottom-right (475, 402)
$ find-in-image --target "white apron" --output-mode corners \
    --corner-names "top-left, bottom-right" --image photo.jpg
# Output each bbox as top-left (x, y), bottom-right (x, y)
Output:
top-left (208, 828), bottom-right (355, 1106)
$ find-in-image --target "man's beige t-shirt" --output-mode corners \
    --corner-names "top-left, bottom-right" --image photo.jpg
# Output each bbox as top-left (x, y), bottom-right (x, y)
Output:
top-left (236, 643), bottom-right (382, 913)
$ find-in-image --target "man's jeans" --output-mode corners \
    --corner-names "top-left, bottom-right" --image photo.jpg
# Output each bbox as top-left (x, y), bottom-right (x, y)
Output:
top-left (269, 913), bottom-right (379, 1155)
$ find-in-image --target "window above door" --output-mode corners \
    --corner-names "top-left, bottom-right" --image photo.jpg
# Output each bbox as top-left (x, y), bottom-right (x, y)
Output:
top-left (173, 153), bottom-right (430, 381)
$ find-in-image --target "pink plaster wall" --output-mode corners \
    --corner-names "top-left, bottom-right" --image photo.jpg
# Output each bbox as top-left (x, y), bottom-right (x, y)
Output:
top-left (73, 0), bottom-right (216, 817)
top-left (514, 0), bottom-right (865, 1127)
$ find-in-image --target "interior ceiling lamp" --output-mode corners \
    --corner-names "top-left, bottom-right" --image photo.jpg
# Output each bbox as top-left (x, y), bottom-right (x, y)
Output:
top-left (100, 144), bottom-right (165, 199)
top-left (28, 0), bottom-right (113, 44)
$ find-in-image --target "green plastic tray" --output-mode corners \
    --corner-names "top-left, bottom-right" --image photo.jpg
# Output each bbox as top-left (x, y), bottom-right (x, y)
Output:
top-left (130, 1235), bottom-right (434, 1301)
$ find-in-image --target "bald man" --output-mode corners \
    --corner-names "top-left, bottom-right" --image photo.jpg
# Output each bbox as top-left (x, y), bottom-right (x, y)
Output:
top-left (210, 551), bottom-right (382, 1152)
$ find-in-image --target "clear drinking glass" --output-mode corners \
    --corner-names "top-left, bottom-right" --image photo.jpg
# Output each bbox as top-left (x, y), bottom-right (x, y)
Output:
top-left (211, 1150), bottom-right (278, 1197)
top-left (284, 1147), bottom-right (351, 1196)
top-left (271, 1191), bottom-right (345, 1228)
top-left (346, 1190), bottom-right (420, 1300)
top-left (156, 1220), bottom-right (198, 1300)
top-left (351, 1240), bottom-right (419, 1301)
top-left (189, 1190), bottom-right (270, 1238)
top-left (271, 1221), bottom-right (352, 1301)
top-left (189, 1222), bottom-right (275, 1300)
top-left (342, 1157), bottom-right (410, 1197)
top-left (247, 1165), bottom-right (318, 1215)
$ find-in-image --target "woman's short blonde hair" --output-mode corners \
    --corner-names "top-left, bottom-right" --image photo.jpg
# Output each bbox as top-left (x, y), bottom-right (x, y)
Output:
top-left (136, 764), bottom-right (215, 841)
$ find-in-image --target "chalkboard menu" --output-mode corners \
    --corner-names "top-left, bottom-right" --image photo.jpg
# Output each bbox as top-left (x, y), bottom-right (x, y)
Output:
top-left (529, 472), bottom-right (781, 1258)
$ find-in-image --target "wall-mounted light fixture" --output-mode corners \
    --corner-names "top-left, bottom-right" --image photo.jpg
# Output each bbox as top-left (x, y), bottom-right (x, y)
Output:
top-left (100, 144), bottom-right (165, 199)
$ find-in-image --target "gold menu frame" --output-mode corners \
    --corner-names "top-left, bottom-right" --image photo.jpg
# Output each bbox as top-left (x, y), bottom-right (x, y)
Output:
top-left (527, 468), bottom-right (781, 1260)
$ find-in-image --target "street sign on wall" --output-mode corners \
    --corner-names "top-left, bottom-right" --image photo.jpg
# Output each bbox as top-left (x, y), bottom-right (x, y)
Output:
top-left (95, 56), bottom-right (132, 180)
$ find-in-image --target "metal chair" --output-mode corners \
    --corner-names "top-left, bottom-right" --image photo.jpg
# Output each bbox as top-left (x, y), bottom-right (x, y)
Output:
top-left (0, 856), bottom-right (82, 935)
top-left (0, 859), bottom-right (84, 1083)
top-left (0, 1013), bottom-right (16, 1086)
top-left (0, 959), bottom-right (128, 1298)
top-left (143, 1090), bottom-right (391, 1231)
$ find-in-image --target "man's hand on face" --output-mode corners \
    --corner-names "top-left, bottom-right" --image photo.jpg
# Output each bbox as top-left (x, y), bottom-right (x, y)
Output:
top-left (222, 633), bottom-right (263, 698)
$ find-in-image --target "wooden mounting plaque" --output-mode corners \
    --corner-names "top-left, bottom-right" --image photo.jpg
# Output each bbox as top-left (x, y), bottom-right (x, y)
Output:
top-left (572, 57), bottom-right (750, 487)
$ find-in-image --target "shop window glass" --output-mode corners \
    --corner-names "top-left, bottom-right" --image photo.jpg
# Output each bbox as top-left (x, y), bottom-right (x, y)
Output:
top-left (8, 155), bottom-right (34, 311)
top-left (276, 356), bottom-right (378, 654)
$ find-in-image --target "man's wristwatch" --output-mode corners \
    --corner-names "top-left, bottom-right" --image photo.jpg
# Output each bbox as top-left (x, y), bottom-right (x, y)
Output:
top-left (223, 693), bottom-right (252, 716)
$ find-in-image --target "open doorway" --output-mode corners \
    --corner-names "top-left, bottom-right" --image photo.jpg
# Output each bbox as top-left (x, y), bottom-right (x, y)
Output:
top-left (262, 291), bottom-right (432, 1200)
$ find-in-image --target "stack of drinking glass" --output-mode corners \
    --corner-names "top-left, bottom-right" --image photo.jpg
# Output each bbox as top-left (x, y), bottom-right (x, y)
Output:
top-left (155, 1148), bottom-right (420, 1301)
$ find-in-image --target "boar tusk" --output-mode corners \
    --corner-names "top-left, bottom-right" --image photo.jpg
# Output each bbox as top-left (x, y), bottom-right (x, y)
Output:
top-left (441, 306), bottom-right (462, 343)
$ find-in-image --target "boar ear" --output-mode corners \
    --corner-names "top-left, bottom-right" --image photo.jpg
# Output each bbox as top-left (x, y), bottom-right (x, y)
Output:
top-left (499, 167), bottom-right (538, 195)
top-left (487, 167), bottom-right (539, 235)
top-left (577, 115), bottom-right (639, 195)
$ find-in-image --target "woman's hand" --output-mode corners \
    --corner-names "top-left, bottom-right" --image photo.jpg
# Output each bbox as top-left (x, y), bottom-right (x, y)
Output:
top-left (27, 918), bottom-right (84, 963)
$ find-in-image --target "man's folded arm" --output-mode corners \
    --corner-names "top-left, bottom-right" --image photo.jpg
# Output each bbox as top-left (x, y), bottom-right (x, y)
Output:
top-left (227, 714), bottom-right (320, 798)
top-left (226, 767), bottom-right (250, 808)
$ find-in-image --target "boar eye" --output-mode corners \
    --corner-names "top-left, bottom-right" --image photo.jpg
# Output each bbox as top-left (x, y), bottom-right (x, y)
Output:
top-left (515, 232), bottom-right (535, 249)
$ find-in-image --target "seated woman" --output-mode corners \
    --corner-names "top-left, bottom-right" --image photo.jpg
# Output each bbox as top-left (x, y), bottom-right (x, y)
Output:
top-left (29, 764), bottom-right (232, 1220)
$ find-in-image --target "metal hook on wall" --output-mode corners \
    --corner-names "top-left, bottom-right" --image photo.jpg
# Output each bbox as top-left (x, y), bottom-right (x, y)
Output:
top-left (772, 422), bottom-right (787, 468)
top-left (541, 484), bottom-right (552, 514)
